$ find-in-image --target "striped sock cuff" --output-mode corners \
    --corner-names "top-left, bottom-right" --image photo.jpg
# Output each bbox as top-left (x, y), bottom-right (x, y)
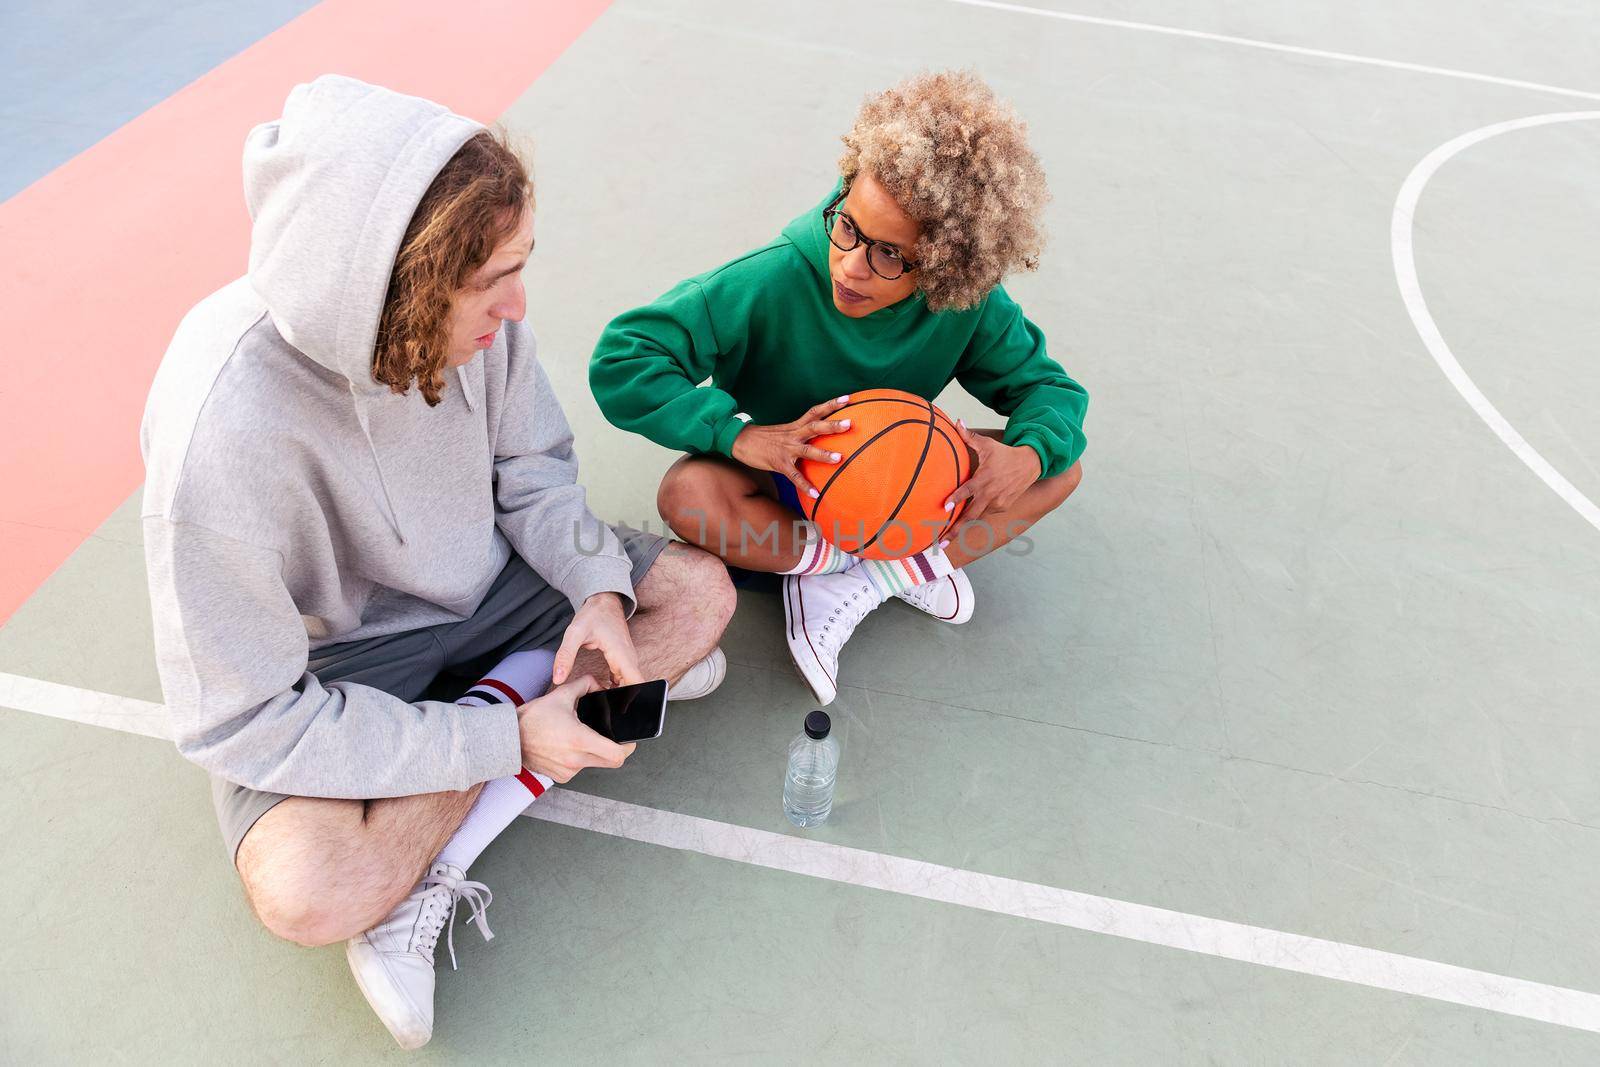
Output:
top-left (858, 543), bottom-right (955, 599)
top-left (782, 523), bottom-right (861, 575)
top-left (458, 678), bottom-right (553, 796)
top-left (457, 676), bottom-right (526, 707)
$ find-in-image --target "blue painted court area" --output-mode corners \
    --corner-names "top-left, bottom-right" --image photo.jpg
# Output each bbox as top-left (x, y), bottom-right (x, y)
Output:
top-left (0, 0), bottom-right (317, 200)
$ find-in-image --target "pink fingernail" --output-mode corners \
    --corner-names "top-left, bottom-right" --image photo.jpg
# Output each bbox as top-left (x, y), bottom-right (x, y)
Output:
top-left (840, 419), bottom-right (851, 429)
top-left (838, 394), bottom-right (850, 402)
top-left (945, 501), bottom-right (955, 511)
top-left (830, 452), bottom-right (842, 462)
top-left (809, 488), bottom-right (820, 498)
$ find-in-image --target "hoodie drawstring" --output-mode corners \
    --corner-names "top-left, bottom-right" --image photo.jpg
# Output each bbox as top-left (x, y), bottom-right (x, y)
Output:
top-left (349, 382), bottom-right (407, 545)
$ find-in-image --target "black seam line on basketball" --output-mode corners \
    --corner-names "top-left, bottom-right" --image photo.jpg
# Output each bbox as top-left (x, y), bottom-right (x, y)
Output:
top-left (859, 399), bottom-right (937, 554)
top-left (938, 423), bottom-right (969, 537)
top-left (834, 396), bottom-right (961, 460)
top-left (802, 396), bottom-right (943, 520)
top-left (810, 416), bottom-right (936, 524)
top-left (810, 416), bottom-right (932, 516)
top-left (828, 396), bottom-right (937, 416)
top-left (929, 423), bottom-right (968, 541)
top-left (801, 395), bottom-right (950, 515)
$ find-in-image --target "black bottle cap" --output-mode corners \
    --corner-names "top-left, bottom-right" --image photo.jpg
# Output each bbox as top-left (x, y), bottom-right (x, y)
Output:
top-left (804, 710), bottom-right (831, 740)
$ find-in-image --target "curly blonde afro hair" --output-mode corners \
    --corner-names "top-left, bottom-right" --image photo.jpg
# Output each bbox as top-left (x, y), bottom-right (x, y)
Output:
top-left (839, 70), bottom-right (1048, 312)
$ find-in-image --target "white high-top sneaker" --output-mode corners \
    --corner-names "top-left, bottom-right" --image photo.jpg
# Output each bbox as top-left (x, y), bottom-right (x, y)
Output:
top-left (893, 568), bottom-right (974, 624)
top-left (666, 647), bottom-right (726, 701)
top-left (783, 568), bottom-right (883, 705)
top-left (345, 861), bottom-right (493, 1050)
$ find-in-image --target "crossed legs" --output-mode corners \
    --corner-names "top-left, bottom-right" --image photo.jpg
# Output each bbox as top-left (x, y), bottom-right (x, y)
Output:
top-left (236, 542), bottom-right (734, 946)
top-left (656, 428), bottom-right (1082, 571)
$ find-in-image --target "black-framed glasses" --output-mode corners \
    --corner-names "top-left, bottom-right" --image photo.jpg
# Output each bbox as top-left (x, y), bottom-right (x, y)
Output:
top-left (822, 190), bottom-right (918, 280)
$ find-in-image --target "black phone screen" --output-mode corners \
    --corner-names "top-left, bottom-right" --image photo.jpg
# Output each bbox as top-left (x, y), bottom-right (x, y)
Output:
top-left (575, 679), bottom-right (668, 744)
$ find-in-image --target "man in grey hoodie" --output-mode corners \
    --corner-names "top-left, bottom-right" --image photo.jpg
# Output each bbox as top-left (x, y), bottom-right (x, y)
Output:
top-left (141, 75), bottom-right (735, 1048)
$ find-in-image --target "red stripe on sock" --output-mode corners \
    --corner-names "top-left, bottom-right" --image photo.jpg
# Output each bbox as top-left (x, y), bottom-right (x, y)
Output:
top-left (515, 769), bottom-right (546, 797)
top-left (478, 677), bottom-right (526, 705)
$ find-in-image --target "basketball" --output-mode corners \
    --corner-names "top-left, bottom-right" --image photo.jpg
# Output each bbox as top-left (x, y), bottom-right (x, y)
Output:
top-left (797, 388), bottom-right (971, 560)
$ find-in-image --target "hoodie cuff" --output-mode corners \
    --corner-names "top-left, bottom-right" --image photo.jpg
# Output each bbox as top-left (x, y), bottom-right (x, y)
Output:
top-left (710, 411), bottom-right (752, 458)
top-left (459, 700), bottom-right (523, 784)
top-left (1005, 429), bottom-right (1058, 481)
top-left (556, 551), bottom-right (640, 619)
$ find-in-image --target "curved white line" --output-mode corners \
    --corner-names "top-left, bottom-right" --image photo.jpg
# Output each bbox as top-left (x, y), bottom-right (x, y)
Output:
top-left (1392, 112), bottom-right (1600, 535)
top-left (944, 0), bottom-right (1600, 104)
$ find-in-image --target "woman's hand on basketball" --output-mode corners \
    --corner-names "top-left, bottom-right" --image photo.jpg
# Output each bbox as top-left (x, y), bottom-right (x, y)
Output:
top-left (552, 591), bottom-right (643, 687)
top-left (945, 419), bottom-right (1042, 521)
top-left (729, 395), bottom-right (853, 500)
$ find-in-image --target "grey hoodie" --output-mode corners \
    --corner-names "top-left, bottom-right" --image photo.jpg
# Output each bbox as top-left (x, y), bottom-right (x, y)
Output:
top-left (140, 75), bottom-right (636, 799)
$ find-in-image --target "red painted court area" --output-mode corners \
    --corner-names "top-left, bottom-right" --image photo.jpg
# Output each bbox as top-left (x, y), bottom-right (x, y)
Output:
top-left (0, 0), bottom-right (609, 625)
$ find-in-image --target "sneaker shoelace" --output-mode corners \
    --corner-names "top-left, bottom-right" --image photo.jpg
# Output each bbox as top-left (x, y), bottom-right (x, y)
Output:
top-left (816, 587), bottom-right (876, 654)
top-left (415, 872), bottom-right (494, 971)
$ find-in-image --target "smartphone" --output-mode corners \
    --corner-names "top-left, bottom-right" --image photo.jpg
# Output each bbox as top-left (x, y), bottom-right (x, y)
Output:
top-left (575, 678), bottom-right (669, 744)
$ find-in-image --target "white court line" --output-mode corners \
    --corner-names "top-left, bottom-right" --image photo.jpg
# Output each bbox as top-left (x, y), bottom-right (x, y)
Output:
top-left (1391, 112), bottom-right (1600, 536)
top-left (943, 0), bottom-right (1600, 104)
top-left (948, 0), bottom-right (1600, 531)
top-left (525, 790), bottom-right (1600, 1033)
top-left (5, 6), bottom-right (1592, 1036)
top-left (5, 671), bottom-right (1600, 1033)
top-left (0, 670), bottom-right (169, 739)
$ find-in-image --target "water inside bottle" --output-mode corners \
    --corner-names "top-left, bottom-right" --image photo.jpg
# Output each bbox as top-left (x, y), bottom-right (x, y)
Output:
top-left (783, 728), bottom-right (839, 828)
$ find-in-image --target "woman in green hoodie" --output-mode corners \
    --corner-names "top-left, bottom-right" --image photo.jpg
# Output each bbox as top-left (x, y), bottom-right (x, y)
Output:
top-left (590, 70), bottom-right (1087, 705)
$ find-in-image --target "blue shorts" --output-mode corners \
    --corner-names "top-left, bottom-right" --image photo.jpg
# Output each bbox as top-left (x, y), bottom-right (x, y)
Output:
top-left (770, 470), bottom-right (805, 515)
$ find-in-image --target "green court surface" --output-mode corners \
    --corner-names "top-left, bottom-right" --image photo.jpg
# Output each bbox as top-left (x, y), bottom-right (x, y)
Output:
top-left (3, 0), bottom-right (1599, 1062)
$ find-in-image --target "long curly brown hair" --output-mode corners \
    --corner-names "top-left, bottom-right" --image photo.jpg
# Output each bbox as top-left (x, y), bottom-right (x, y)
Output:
top-left (839, 70), bottom-right (1048, 312)
top-left (374, 128), bottom-right (532, 405)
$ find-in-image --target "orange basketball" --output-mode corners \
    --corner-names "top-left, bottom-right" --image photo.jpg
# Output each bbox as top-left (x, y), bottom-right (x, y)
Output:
top-left (797, 388), bottom-right (971, 561)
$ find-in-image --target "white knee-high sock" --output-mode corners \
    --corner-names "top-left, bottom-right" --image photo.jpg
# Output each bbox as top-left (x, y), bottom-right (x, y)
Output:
top-left (435, 648), bottom-right (556, 874)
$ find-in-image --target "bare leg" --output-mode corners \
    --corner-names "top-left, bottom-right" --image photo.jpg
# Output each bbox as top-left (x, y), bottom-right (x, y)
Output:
top-left (237, 784), bottom-right (484, 947)
top-left (656, 454), bottom-right (807, 572)
top-left (568, 540), bottom-right (738, 684)
top-left (238, 543), bottom-right (735, 947)
top-left (658, 441), bottom-right (1081, 573)
top-left (940, 429), bottom-right (1083, 569)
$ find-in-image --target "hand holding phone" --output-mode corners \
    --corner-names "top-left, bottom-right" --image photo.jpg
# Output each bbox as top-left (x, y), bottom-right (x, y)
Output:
top-left (516, 675), bottom-right (637, 784)
top-left (575, 678), bottom-right (669, 744)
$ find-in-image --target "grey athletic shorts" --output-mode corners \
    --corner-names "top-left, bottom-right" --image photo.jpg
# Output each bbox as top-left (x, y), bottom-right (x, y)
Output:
top-left (211, 525), bottom-right (670, 863)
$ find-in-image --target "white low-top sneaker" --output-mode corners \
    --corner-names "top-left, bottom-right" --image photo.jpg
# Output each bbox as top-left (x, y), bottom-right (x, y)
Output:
top-left (345, 861), bottom-right (493, 1050)
top-left (783, 568), bottom-right (882, 705)
top-left (667, 647), bottom-right (726, 701)
top-left (893, 568), bottom-right (974, 624)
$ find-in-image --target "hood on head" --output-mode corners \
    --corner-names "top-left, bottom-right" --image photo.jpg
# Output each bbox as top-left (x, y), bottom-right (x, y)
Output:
top-left (243, 74), bottom-right (485, 393)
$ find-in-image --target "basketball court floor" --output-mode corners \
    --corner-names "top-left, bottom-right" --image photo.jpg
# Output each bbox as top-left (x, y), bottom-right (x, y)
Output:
top-left (3, 0), bottom-right (1599, 1061)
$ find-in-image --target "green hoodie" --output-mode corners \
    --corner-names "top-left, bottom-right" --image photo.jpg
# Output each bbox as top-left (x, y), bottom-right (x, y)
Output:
top-left (589, 185), bottom-right (1088, 479)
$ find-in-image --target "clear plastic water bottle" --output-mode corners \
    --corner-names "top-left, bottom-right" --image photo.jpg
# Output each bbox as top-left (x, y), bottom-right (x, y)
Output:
top-left (784, 710), bottom-right (840, 828)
